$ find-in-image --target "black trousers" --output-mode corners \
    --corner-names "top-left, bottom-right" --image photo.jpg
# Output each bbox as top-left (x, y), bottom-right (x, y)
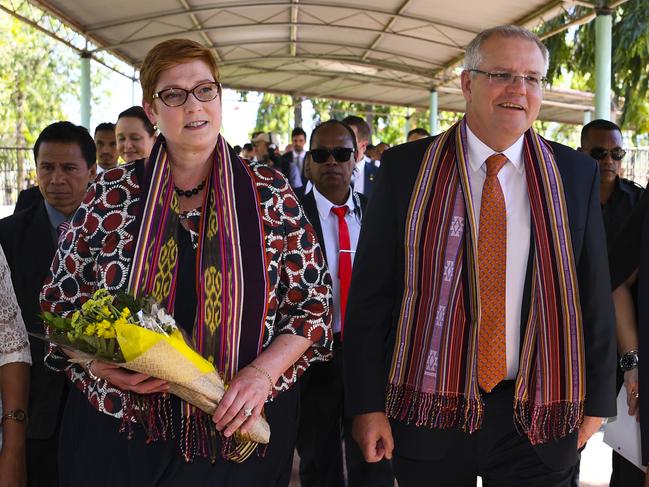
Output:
top-left (392, 382), bottom-right (575, 487)
top-left (296, 337), bottom-right (393, 487)
top-left (59, 385), bottom-right (298, 487)
top-left (610, 451), bottom-right (645, 486)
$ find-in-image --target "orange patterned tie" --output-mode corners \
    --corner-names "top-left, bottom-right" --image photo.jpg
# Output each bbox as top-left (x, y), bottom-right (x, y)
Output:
top-left (477, 153), bottom-right (508, 392)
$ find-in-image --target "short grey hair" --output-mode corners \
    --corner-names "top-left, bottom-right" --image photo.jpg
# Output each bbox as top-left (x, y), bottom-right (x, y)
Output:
top-left (463, 25), bottom-right (549, 75)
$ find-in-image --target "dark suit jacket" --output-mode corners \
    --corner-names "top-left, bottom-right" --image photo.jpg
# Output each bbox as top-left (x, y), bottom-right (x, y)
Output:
top-left (0, 202), bottom-right (65, 439)
top-left (299, 189), bottom-right (367, 262)
top-left (281, 151), bottom-right (307, 188)
top-left (361, 161), bottom-right (379, 199)
top-left (14, 186), bottom-right (43, 214)
top-left (343, 136), bottom-right (616, 470)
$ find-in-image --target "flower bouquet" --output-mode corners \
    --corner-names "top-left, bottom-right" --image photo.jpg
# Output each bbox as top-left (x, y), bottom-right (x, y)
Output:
top-left (36, 289), bottom-right (270, 444)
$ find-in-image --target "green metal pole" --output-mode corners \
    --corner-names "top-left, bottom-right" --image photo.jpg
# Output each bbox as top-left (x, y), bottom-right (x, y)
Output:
top-left (595, 8), bottom-right (613, 120)
top-left (429, 90), bottom-right (438, 135)
top-left (80, 51), bottom-right (91, 129)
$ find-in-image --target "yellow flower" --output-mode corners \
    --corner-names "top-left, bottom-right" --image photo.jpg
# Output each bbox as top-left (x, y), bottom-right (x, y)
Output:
top-left (103, 329), bottom-right (116, 339)
top-left (121, 308), bottom-right (131, 318)
top-left (71, 310), bottom-right (81, 325)
top-left (84, 324), bottom-right (96, 336)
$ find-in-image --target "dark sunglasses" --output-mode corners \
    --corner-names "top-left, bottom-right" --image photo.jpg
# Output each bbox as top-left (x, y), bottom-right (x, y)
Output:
top-left (589, 147), bottom-right (626, 161)
top-left (309, 148), bottom-right (355, 163)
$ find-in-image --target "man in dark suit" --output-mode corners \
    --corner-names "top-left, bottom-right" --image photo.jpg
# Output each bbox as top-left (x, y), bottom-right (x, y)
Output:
top-left (296, 120), bottom-right (393, 487)
top-left (14, 186), bottom-right (43, 214)
top-left (281, 127), bottom-right (308, 189)
top-left (344, 26), bottom-right (616, 487)
top-left (341, 116), bottom-right (379, 199)
top-left (0, 121), bottom-right (97, 487)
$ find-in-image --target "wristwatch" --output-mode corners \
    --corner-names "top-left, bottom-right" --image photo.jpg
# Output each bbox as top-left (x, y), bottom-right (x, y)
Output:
top-left (620, 350), bottom-right (639, 372)
top-left (1, 409), bottom-right (27, 424)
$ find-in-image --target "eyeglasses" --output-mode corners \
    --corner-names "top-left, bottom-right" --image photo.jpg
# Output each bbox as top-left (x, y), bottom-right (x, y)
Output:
top-left (153, 81), bottom-right (221, 107)
top-left (589, 147), bottom-right (626, 161)
top-left (470, 69), bottom-right (547, 88)
top-left (309, 148), bottom-right (355, 163)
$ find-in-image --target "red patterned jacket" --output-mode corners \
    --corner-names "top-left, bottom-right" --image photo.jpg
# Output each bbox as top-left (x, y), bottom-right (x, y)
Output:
top-left (40, 158), bottom-right (333, 419)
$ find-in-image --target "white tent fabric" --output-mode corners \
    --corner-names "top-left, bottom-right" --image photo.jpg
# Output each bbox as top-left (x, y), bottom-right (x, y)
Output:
top-left (27, 0), bottom-right (599, 123)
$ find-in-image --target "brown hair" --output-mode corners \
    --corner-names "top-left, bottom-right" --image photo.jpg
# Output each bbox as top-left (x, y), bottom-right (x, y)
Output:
top-left (139, 38), bottom-right (221, 104)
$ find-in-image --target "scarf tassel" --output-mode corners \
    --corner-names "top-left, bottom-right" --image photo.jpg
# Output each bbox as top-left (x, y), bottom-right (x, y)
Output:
top-left (514, 399), bottom-right (584, 445)
top-left (386, 383), bottom-right (483, 434)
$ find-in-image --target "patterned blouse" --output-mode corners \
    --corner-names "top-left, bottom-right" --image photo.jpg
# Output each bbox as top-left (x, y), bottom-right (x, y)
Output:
top-left (40, 159), bottom-right (333, 419)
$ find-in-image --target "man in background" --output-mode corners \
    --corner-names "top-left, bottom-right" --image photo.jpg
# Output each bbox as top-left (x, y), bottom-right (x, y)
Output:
top-left (341, 116), bottom-right (379, 199)
top-left (579, 119), bottom-right (643, 249)
top-left (281, 127), bottom-right (308, 189)
top-left (0, 121), bottom-right (97, 487)
top-left (94, 122), bottom-right (118, 172)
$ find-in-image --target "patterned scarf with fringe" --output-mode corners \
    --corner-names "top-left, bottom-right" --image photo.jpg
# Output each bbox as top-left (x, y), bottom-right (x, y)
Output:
top-left (386, 118), bottom-right (585, 445)
top-left (127, 134), bottom-right (268, 462)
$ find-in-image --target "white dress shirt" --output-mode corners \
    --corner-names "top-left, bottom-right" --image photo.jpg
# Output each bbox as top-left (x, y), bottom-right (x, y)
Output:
top-left (288, 151), bottom-right (306, 188)
top-left (312, 186), bottom-right (362, 334)
top-left (465, 126), bottom-right (531, 379)
top-left (352, 156), bottom-right (372, 195)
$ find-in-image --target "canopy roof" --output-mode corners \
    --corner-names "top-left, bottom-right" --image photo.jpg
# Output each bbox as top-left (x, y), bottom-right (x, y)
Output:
top-left (25, 0), bottom-right (608, 123)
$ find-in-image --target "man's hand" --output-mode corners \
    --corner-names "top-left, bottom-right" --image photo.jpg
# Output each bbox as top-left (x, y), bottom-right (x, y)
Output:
top-left (624, 368), bottom-right (640, 420)
top-left (577, 416), bottom-right (604, 449)
top-left (351, 412), bottom-right (394, 463)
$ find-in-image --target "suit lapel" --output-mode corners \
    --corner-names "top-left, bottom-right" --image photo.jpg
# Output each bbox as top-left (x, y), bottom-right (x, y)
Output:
top-left (301, 191), bottom-right (328, 263)
top-left (23, 203), bottom-right (57, 280)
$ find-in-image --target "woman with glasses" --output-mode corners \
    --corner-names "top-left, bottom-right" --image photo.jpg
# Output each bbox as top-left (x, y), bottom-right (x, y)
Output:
top-left (116, 106), bottom-right (157, 163)
top-left (40, 38), bottom-right (333, 487)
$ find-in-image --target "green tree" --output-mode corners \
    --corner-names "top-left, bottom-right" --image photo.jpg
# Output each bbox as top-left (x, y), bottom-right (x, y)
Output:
top-left (254, 93), bottom-right (293, 145)
top-left (0, 6), bottom-right (110, 199)
top-left (540, 0), bottom-right (649, 135)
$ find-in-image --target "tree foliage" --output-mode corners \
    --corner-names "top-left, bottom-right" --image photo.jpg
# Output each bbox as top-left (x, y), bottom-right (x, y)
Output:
top-left (539, 0), bottom-right (649, 134)
top-left (0, 13), bottom-right (79, 149)
top-left (254, 93), bottom-right (293, 145)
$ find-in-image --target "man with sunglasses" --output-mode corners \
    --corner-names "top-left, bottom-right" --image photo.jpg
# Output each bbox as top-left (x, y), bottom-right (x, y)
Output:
top-left (579, 119), bottom-right (644, 250)
top-left (296, 120), bottom-right (394, 487)
top-left (582, 121), bottom-right (645, 487)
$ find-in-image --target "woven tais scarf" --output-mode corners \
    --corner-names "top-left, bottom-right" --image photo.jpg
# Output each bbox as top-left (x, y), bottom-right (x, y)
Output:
top-left (127, 134), bottom-right (269, 462)
top-left (386, 119), bottom-right (584, 445)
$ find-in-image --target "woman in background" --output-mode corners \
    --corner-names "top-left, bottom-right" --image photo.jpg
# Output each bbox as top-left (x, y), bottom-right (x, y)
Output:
top-left (115, 106), bottom-right (156, 163)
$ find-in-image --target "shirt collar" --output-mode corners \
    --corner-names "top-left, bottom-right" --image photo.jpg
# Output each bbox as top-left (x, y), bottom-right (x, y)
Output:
top-left (312, 185), bottom-right (356, 221)
top-left (466, 125), bottom-right (525, 174)
top-left (44, 200), bottom-right (68, 229)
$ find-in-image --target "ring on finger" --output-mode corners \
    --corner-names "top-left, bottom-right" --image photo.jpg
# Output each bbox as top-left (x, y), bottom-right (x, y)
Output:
top-left (243, 407), bottom-right (253, 417)
top-left (632, 391), bottom-right (639, 399)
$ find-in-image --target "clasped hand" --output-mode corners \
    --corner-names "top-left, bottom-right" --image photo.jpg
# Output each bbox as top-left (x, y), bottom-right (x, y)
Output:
top-left (212, 365), bottom-right (271, 438)
top-left (63, 347), bottom-right (168, 394)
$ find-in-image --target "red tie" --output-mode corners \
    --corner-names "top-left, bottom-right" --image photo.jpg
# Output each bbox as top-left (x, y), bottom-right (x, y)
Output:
top-left (331, 206), bottom-right (352, 339)
top-left (477, 153), bottom-right (508, 392)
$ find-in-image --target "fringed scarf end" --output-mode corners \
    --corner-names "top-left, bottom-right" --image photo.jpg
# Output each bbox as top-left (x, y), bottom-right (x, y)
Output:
top-left (514, 399), bottom-right (584, 445)
top-left (119, 393), bottom-right (173, 444)
top-left (386, 383), bottom-right (483, 433)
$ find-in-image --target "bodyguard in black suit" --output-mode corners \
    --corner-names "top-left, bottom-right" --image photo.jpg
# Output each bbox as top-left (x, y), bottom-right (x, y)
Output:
top-left (341, 116), bottom-right (379, 199)
top-left (0, 122), bottom-right (96, 487)
top-left (280, 127), bottom-right (308, 189)
top-left (344, 26), bottom-right (615, 487)
top-left (296, 120), bottom-right (393, 487)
